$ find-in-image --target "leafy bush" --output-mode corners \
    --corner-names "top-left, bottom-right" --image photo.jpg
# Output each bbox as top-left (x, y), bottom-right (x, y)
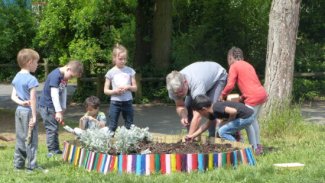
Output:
top-left (78, 125), bottom-right (152, 154)
top-left (293, 78), bottom-right (325, 101)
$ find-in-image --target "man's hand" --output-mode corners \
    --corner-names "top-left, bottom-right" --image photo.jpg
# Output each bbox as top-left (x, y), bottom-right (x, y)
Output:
top-left (180, 117), bottom-right (189, 127)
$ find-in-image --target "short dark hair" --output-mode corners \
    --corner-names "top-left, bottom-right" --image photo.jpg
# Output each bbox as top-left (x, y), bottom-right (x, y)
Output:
top-left (84, 96), bottom-right (101, 109)
top-left (192, 95), bottom-right (212, 111)
top-left (228, 47), bottom-right (244, 60)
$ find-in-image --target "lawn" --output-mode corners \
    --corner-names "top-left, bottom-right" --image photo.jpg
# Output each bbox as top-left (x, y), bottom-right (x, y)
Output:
top-left (0, 108), bottom-right (324, 183)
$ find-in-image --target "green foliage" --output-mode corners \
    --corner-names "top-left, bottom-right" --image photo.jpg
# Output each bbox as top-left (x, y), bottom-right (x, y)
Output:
top-left (293, 78), bottom-right (325, 101)
top-left (0, 1), bottom-right (36, 81)
top-left (34, 0), bottom-right (136, 68)
top-left (171, 0), bottom-right (271, 73)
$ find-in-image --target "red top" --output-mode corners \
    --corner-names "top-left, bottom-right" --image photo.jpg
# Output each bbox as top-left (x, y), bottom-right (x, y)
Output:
top-left (221, 60), bottom-right (267, 106)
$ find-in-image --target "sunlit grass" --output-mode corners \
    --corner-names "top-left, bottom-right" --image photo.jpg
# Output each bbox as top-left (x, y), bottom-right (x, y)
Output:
top-left (0, 107), bottom-right (324, 183)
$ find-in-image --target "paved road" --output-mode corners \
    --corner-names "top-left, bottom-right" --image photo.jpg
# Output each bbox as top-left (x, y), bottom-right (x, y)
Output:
top-left (0, 83), bottom-right (182, 134)
top-left (0, 84), bottom-right (324, 135)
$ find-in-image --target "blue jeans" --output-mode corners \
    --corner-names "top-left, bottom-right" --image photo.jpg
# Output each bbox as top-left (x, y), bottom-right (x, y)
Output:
top-left (108, 100), bottom-right (134, 132)
top-left (39, 106), bottom-right (60, 153)
top-left (218, 114), bottom-right (254, 141)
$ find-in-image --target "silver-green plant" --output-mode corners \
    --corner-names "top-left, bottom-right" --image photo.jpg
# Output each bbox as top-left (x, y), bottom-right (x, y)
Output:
top-left (114, 125), bottom-right (152, 154)
top-left (79, 127), bottom-right (114, 153)
top-left (78, 125), bottom-right (152, 154)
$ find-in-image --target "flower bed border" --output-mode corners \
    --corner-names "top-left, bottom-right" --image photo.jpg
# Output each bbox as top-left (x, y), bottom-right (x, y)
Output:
top-left (62, 140), bottom-right (256, 175)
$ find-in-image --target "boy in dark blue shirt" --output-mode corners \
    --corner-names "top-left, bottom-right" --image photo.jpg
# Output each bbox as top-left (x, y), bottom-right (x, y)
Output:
top-left (39, 60), bottom-right (83, 156)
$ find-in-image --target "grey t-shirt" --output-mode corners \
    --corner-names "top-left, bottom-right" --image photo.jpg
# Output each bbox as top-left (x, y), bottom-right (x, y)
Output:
top-left (169, 61), bottom-right (227, 100)
top-left (105, 66), bottom-right (136, 101)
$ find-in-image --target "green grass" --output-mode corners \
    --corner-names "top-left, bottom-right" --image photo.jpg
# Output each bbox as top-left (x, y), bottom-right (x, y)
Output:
top-left (0, 107), bottom-right (325, 183)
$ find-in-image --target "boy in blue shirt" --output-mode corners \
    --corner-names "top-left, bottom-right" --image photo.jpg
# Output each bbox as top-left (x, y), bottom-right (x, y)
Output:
top-left (39, 60), bottom-right (83, 156)
top-left (11, 49), bottom-right (39, 171)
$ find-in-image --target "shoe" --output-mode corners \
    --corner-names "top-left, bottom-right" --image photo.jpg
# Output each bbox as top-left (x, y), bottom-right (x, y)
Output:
top-left (27, 166), bottom-right (49, 174)
top-left (53, 150), bottom-right (63, 154)
top-left (47, 152), bottom-right (54, 158)
top-left (254, 146), bottom-right (264, 156)
top-left (256, 144), bottom-right (264, 155)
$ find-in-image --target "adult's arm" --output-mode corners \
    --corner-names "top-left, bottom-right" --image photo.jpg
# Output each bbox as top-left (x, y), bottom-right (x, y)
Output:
top-left (175, 99), bottom-right (189, 126)
top-left (221, 66), bottom-right (237, 99)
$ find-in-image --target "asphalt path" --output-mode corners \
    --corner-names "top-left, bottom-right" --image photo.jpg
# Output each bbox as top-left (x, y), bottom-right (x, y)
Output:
top-left (0, 83), bottom-right (324, 135)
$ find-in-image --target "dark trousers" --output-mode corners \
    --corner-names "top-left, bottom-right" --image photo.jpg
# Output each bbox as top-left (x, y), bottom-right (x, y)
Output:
top-left (107, 100), bottom-right (134, 132)
top-left (39, 106), bottom-right (60, 152)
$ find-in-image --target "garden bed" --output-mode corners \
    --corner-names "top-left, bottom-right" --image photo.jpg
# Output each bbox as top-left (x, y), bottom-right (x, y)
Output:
top-left (62, 138), bottom-right (256, 175)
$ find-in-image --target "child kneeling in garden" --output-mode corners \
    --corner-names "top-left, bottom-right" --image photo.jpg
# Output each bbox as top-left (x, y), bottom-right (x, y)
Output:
top-left (186, 94), bottom-right (255, 144)
top-left (79, 96), bottom-right (106, 130)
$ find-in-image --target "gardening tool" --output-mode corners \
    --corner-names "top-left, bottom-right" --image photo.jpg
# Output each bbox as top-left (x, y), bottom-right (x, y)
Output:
top-left (26, 125), bottom-right (33, 145)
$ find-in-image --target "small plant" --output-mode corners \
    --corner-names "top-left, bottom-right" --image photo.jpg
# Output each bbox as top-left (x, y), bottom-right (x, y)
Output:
top-left (114, 125), bottom-right (152, 153)
top-left (79, 127), bottom-right (114, 153)
top-left (78, 125), bottom-right (152, 154)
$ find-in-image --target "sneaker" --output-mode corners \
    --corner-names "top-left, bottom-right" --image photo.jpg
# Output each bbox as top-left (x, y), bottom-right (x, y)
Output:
top-left (53, 150), bottom-right (63, 154)
top-left (27, 166), bottom-right (49, 174)
top-left (256, 144), bottom-right (264, 154)
top-left (47, 152), bottom-right (54, 158)
top-left (14, 167), bottom-right (24, 172)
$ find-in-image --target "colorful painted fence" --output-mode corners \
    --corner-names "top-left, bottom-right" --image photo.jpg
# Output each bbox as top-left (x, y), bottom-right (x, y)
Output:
top-left (62, 141), bottom-right (256, 175)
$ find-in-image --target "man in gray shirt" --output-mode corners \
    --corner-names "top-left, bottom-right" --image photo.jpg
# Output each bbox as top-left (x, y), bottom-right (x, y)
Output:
top-left (166, 61), bottom-right (228, 137)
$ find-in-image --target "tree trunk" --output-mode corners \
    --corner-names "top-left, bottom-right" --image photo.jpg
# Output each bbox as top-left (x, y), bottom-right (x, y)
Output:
top-left (152, 0), bottom-right (172, 73)
top-left (262, 0), bottom-right (302, 116)
top-left (134, 0), bottom-right (153, 70)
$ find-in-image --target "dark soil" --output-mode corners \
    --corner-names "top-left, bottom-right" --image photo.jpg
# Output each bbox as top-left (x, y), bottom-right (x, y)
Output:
top-left (98, 140), bottom-right (239, 155)
top-left (135, 141), bottom-right (239, 154)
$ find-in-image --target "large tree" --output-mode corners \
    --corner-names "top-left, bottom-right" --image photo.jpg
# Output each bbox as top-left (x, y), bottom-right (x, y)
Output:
top-left (263, 0), bottom-right (302, 115)
top-left (151, 0), bottom-right (172, 73)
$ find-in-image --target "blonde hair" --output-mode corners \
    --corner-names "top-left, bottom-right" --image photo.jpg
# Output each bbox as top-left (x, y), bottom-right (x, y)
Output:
top-left (17, 48), bottom-right (39, 68)
top-left (112, 43), bottom-right (128, 63)
top-left (166, 71), bottom-right (185, 93)
top-left (66, 60), bottom-right (84, 76)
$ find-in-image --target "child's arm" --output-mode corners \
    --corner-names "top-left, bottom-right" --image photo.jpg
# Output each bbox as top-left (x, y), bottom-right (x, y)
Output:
top-left (79, 115), bottom-right (87, 130)
top-left (120, 75), bottom-right (137, 92)
top-left (29, 87), bottom-right (37, 127)
top-left (51, 87), bottom-right (64, 124)
top-left (186, 120), bottom-right (213, 139)
top-left (104, 78), bottom-right (124, 96)
top-left (224, 106), bottom-right (237, 122)
top-left (11, 88), bottom-right (30, 106)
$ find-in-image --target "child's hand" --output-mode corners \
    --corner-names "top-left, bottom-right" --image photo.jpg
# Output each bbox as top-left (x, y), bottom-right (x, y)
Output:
top-left (185, 135), bottom-right (193, 142)
top-left (55, 112), bottom-right (64, 125)
top-left (21, 100), bottom-right (31, 106)
top-left (29, 117), bottom-right (36, 127)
